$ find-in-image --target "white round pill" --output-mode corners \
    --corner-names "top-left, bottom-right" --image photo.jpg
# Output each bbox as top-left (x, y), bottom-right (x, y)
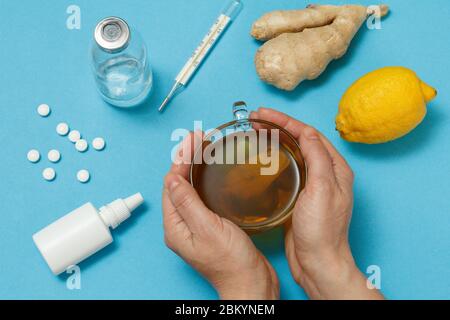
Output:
top-left (48, 149), bottom-right (61, 163)
top-left (56, 122), bottom-right (70, 136)
top-left (68, 130), bottom-right (81, 143)
top-left (92, 137), bottom-right (106, 151)
top-left (77, 169), bottom-right (90, 183)
top-left (42, 168), bottom-right (56, 181)
top-left (27, 149), bottom-right (40, 163)
top-left (75, 139), bottom-right (88, 152)
top-left (37, 104), bottom-right (51, 117)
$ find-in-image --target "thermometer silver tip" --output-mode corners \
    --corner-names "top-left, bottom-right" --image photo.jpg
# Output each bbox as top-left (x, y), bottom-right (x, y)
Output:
top-left (158, 82), bottom-right (183, 112)
top-left (158, 97), bottom-right (171, 112)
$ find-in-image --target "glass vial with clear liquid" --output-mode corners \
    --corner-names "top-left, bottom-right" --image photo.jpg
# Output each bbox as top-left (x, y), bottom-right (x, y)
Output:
top-left (91, 17), bottom-right (153, 107)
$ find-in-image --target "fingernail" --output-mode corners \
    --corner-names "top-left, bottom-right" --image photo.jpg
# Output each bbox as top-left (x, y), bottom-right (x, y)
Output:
top-left (167, 175), bottom-right (180, 191)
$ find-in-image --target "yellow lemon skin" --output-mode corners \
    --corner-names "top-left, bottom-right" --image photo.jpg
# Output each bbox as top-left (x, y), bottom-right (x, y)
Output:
top-left (336, 66), bottom-right (437, 144)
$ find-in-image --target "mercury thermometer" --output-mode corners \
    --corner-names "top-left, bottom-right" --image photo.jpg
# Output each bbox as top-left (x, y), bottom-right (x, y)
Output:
top-left (158, 0), bottom-right (243, 112)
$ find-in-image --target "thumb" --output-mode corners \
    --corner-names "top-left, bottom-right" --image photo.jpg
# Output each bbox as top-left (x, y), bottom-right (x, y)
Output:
top-left (165, 173), bottom-right (219, 233)
top-left (298, 127), bottom-right (336, 186)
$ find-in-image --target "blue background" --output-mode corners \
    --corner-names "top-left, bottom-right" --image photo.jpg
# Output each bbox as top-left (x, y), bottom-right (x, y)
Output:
top-left (0, 0), bottom-right (448, 299)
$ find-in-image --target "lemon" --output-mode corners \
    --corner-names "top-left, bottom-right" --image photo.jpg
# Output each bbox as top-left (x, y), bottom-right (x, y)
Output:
top-left (336, 66), bottom-right (437, 144)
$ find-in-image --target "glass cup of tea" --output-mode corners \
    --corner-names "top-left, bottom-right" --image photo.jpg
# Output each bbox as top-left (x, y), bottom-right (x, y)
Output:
top-left (190, 102), bottom-right (307, 233)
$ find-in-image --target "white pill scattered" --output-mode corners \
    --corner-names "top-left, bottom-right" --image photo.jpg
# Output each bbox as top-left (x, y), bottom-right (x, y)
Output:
top-left (47, 149), bottom-right (61, 163)
top-left (92, 137), bottom-right (106, 151)
top-left (42, 168), bottom-right (56, 181)
top-left (75, 139), bottom-right (88, 152)
top-left (56, 122), bottom-right (70, 136)
top-left (37, 104), bottom-right (51, 117)
top-left (27, 149), bottom-right (40, 163)
top-left (77, 169), bottom-right (90, 183)
top-left (68, 130), bottom-right (81, 143)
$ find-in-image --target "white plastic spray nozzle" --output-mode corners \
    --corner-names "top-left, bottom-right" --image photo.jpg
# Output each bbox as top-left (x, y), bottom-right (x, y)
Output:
top-left (100, 193), bottom-right (144, 229)
top-left (124, 192), bottom-right (144, 212)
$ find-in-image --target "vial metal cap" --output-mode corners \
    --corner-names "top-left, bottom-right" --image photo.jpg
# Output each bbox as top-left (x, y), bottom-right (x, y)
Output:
top-left (94, 17), bottom-right (130, 53)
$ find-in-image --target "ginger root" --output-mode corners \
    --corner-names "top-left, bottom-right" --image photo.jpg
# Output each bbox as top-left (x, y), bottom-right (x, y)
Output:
top-left (251, 4), bottom-right (389, 91)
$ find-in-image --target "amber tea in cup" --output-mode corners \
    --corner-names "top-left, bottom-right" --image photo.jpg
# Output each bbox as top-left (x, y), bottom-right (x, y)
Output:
top-left (190, 102), bottom-right (306, 232)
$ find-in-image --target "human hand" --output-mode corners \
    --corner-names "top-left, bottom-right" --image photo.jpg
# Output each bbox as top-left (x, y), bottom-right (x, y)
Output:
top-left (162, 132), bottom-right (279, 300)
top-left (252, 108), bottom-right (383, 300)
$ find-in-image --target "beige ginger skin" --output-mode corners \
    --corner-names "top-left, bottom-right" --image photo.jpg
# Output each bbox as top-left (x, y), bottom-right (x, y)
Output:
top-left (251, 4), bottom-right (389, 91)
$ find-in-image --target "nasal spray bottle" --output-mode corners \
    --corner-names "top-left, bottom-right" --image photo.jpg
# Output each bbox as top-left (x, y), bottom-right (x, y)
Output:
top-left (33, 193), bottom-right (144, 275)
